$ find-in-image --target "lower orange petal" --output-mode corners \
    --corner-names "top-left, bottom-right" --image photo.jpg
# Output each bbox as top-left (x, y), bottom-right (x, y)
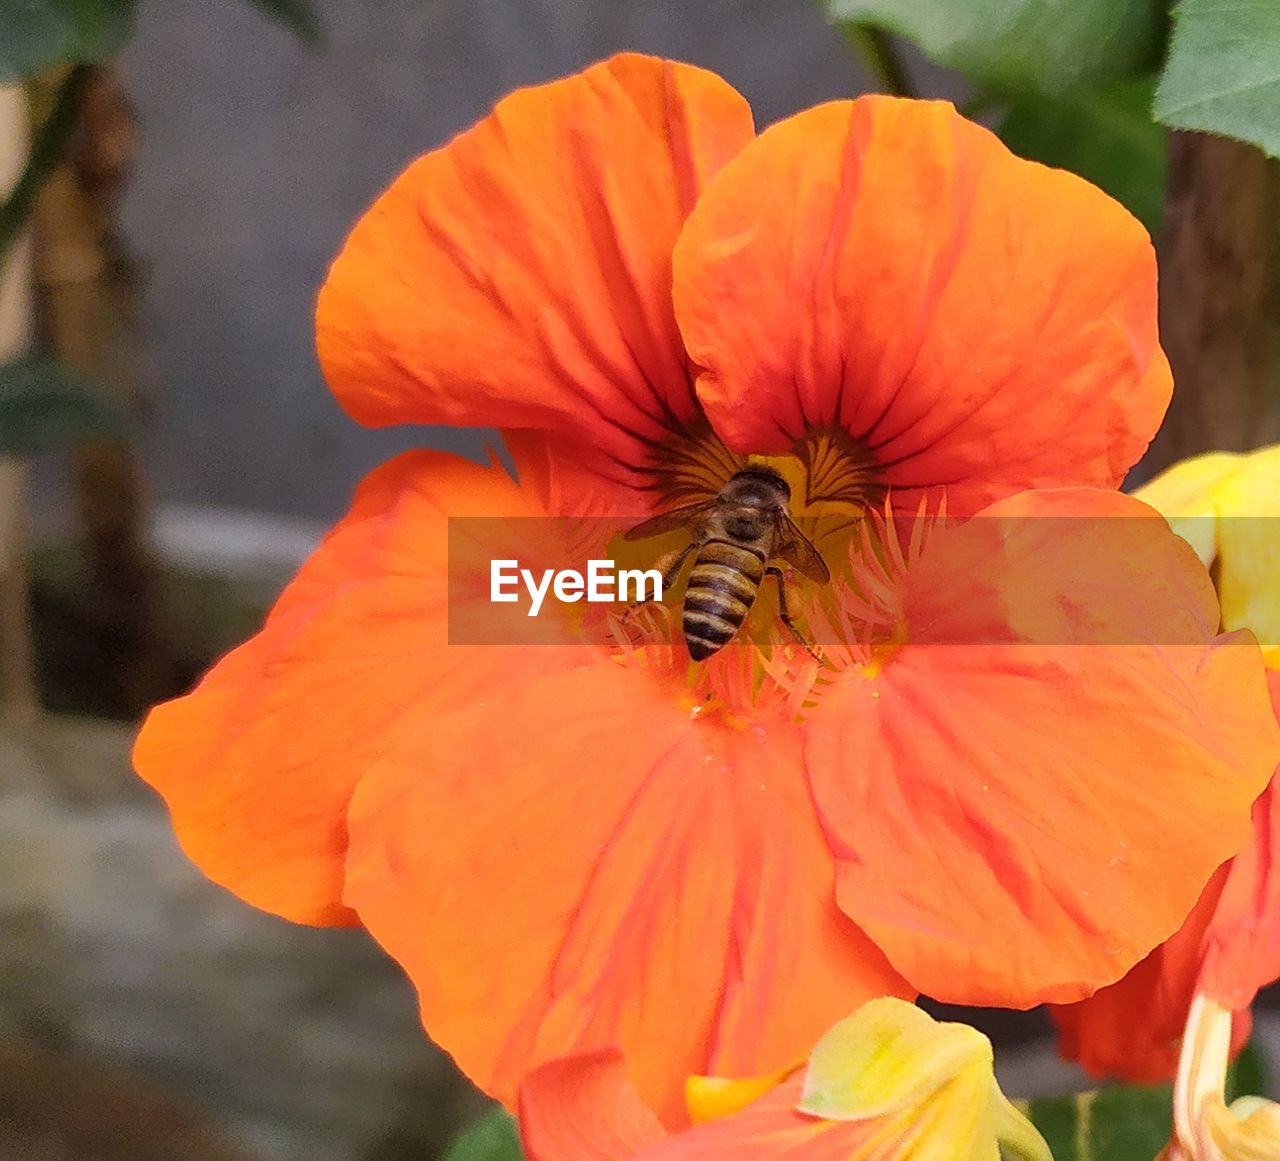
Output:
top-left (1051, 675), bottom-right (1280, 1082)
top-left (1200, 676), bottom-right (1280, 1009)
top-left (1051, 865), bottom-right (1236, 1083)
top-left (807, 490), bottom-right (1280, 1006)
top-left (520, 1050), bottom-right (669, 1161)
top-left (524, 1067), bottom-right (863, 1161)
top-left (343, 671), bottom-right (907, 1125)
top-left (132, 451), bottom-right (565, 925)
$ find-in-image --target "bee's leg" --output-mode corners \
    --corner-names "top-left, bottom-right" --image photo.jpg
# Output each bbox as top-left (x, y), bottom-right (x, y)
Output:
top-left (765, 566), bottom-right (821, 662)
top-left (615, 543), bottom-right (695, 642)
top-left (627, 543), bottom-right (696, 612)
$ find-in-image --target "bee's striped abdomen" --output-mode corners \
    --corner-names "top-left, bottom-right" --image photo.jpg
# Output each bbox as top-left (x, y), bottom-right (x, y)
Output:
top-left (683, 540), bottom-right (766, 660)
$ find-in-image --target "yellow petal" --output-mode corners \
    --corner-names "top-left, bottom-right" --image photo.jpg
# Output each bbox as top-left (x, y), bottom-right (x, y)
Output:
top-left (1135, 451), bottom-right (1244, 565)
top-left (1212, 453), bottom-right (1280, 657)
top-left (800, 998), bottom-right (989, 1121)
top-left (797, 997), bottom-right (1051, 1161)
top-left (1136, 445), bottom-right (1280, 656)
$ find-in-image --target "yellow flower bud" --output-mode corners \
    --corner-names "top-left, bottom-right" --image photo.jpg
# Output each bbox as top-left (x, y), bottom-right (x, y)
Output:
top-left (796, 997), bottom-right (1052, 1161)
top-left (1136, 445), bottom-right (1280, 666)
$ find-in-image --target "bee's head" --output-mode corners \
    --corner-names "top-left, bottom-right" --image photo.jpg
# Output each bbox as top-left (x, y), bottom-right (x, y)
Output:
top-left (725, 465), bottom-right (791, 508)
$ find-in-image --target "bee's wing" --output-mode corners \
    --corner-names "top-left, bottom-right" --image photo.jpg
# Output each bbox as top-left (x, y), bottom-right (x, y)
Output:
top-left (623, 501), bottom-right (715, 541)
top-left (773, 514), bottom-right (831, 583)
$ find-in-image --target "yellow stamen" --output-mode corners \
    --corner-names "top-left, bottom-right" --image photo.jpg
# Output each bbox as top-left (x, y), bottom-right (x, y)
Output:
top-left (685, 1064), bottom-right (798, 1125)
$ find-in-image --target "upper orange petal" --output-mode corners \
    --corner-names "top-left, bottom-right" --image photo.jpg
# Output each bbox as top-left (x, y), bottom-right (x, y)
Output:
top-left (343, 674), bottom-right (908, 1126)
top-left (806, 489), bottom-right (1280, 1007)
top-left (132, 451), bottom-right (573, 926)
top-left (673, 97), bottom-right (1169, 515)
top-left (316, 54), bottom-right (753, 493)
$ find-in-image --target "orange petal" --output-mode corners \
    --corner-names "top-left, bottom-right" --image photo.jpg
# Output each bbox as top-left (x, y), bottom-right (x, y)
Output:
top-left (519, 1050), bottom-right (669, 1161)
top-left (343, 676), bottom-right (907, 1125)
top-left (523, 1065), bottom-right (853, 1161)
top-left (807, 489), bottom-right (1280, 1006)
top-left (1199, 673), bottom-right (1280, 1009)
top-left (1051, 675), bottom-right (1280, 1082)
top-left (674, 97), bottom-right (1169, 515)
top-left (316, 54), bottom-right (753, 492)
top-left (1050, 864), bottom-right (1238, 1083)
top-left (619, 1077), bottom-right (856, 1160)
top-left (132, 451), bottom-right (571, 925)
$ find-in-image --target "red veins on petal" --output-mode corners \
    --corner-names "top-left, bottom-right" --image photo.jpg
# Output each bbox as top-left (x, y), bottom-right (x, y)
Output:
top-left (806, 489), bottom-right (1280, 1007)
top-left (316, 54), bottom-right (753, 494)
top-left (342, 673), bottom-right (908, 1126)
top-left (673, 97), bottom-right (1169, 515)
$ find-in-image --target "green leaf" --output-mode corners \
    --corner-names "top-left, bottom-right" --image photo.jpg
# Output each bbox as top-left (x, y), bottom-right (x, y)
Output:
top-left (245, 0), bottom-right (324, 45)
top-left (1027, 1084), bottom-right (1173, 1161)
top-left (1227, 1041), bottom-right (1270, 1103)
top-left (997, 78), bottom-right (1167, 234)
top-left (441, 1109), bottom-right (525, 1161)
top-left (0, 356), bottom-right (134, 456)
top-left (1155, 0), bottom-right (1280, 158)
top-left (0, 0), bottom-right (136, 82)
top-left (823, 0), bottom-right (1167, 96)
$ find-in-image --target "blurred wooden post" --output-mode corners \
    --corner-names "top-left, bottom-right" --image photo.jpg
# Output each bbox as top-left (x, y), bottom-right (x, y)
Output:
top-left (0, 82), bottom-right (38, 723)
top-left (33, 67), bottom-right (167, 715)
top-left (1147, 132), bottom-right (1280, 471)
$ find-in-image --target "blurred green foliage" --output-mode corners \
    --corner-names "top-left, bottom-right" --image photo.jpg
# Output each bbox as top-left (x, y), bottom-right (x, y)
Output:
top-left (0, 0), bottom-right (321, 459)
top-left (0, 64), bottom-right (91, 259)
top-left (1025, 1043), bottom-right (1268, 1160)
top-left (441, 1109), bottom-right (526, 1161)
top-left (1028, 1084), bottom-right (1173, 1161)
top-left (1156, 0), bottom-right (1280, 158)
top-left (824, 0), bottom-right (1280, 231)
top-left (0, 357), bottom-right (134, 456)
top-left (0, 0), bottom-right (136, 83)
top-left (998, 78), bottom-right (1167, 233)
top-left (826, 0), bottom-right (1165, 97)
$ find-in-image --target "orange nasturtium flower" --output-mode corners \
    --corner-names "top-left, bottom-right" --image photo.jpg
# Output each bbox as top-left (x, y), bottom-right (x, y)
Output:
top-left (133, 55), bottom-right (1280, 1125)
top-left (518, 997), bottom-right (1052, 1161)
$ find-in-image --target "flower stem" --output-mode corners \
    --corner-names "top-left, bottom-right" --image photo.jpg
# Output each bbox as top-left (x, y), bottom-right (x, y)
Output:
top-left (841, 24), bottom-right (917, 99)
top-left (0, 65), bottom-right (92, 264)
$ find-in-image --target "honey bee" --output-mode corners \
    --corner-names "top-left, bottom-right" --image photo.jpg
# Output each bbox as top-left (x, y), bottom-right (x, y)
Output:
top-left (623, 465), bottom-right (830, 660)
